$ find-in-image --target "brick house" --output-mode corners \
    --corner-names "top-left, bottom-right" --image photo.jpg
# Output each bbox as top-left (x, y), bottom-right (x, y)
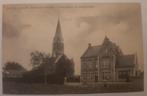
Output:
top-left (81, 36), bottom-right (138, 84)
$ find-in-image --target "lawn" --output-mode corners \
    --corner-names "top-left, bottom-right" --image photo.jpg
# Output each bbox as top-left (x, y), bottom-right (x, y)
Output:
top-left (3, 78), bottom-right (143, 94)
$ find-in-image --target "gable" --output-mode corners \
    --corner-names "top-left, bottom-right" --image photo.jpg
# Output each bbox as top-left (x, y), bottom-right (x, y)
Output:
top-left (100, 42), bottom-right (123, 56)
top-left (81, 36), bottom-right (123, 58)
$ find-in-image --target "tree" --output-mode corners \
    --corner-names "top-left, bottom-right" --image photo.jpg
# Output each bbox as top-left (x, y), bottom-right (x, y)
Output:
top-left (3, 62), bottom-right (26, 71)
top-left (30, 51), bottom-right (51, 84)
top-left (3, 62), bottom-right (26, 78)
top-left (65, 58), bottom-right (74, 77)
top-left (30, 51), bottom-right (50, 69)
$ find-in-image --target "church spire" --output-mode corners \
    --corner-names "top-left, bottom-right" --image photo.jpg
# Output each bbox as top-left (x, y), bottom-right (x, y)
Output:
top-left (54, 19), bottom-right (63, 42)
top-left (52, 19), bottom-right (64, 57)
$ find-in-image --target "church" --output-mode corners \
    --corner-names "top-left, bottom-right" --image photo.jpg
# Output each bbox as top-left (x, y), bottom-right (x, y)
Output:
top-left (81, 36), bottom-right (138, 84)
top-left (50, 19), bottom-right (75, 83)
top-left (22, 19), bottom-right (74, 84)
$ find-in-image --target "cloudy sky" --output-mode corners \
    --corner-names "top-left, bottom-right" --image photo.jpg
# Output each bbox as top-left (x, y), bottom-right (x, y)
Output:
top-left (3, 3), bottom-right (143, 75)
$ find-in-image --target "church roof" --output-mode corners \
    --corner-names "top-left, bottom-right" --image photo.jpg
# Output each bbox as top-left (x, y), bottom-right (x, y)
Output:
top-left (81, 45), bottom-right (101, 58)
top-left (54, 55), bottom-right (63, 64)
top-left (25, 55), bottom-right (63, 76)
top-left (116, 55), bottom-right (135, 68)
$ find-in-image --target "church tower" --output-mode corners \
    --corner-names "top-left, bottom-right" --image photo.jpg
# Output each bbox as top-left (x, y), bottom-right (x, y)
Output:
top-left (52, 19), bottom-right (64, 58)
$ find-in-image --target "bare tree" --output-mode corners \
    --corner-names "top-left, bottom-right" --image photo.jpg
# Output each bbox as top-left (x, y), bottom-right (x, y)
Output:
top-left (30, 51), bottom-right (50, 69)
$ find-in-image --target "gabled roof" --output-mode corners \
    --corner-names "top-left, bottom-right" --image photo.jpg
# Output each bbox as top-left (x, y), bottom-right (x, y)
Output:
top-left (26, 55), bottom-right (67, 76)
top-left (81, 36), bottom-right (123, 58)
top-left (54, 55), bottom-right (63, 64)
top-left (81, 45), bottom-right (101, 58)
top-left (116, 55), bottom-right (135, 68)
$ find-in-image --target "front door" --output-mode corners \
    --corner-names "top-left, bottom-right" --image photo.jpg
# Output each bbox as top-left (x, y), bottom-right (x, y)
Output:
top-left (100, 56), bottom-right (112, 81)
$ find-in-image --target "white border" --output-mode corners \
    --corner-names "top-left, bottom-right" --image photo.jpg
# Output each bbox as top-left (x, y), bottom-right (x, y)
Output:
top-left (0, 0), bottom-right (142, 4)
top-left (0, 0), bottom-right (146, 96)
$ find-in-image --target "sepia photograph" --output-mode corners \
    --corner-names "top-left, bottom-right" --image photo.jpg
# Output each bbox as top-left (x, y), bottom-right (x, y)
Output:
top-left (2, 3), bottom-right (144, 94)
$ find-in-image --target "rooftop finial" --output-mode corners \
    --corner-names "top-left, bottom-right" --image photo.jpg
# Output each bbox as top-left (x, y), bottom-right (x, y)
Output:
top-left (105, 31), bottom-right (108, 36)
top-left (104, 31), bottom-right (109, 41)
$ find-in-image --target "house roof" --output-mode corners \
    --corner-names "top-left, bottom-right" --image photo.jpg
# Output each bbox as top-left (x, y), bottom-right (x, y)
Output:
top-left (81, 45), bottom-right (101, 58)
top-left (81, 37), bottom-right (135, 68)
top-left (81, 36), bottom-right (123, 58)
top-left (116, 55), bottom-right (135, 68)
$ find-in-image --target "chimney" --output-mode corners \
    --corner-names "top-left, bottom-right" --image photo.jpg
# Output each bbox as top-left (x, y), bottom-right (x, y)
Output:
top-left (88, 43), bottom-right (92, 48)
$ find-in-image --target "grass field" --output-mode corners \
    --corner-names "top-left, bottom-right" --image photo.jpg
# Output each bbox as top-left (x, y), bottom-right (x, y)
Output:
top-left (3, 78), bottom-right (143, 94)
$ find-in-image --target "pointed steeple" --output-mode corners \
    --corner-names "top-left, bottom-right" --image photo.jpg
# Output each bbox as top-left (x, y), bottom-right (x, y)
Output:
top-left (54, 19), bottom-right (63, 42)
top-left (52, 19), bottom-right (64, 57)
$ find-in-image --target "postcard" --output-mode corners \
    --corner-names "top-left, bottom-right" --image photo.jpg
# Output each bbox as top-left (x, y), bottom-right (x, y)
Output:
top-left (2, 3), bottom-right (144, 95)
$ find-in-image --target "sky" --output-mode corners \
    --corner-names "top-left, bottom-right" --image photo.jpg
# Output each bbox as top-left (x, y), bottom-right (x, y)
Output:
top-left (2, 3), bottom-right (144, 75)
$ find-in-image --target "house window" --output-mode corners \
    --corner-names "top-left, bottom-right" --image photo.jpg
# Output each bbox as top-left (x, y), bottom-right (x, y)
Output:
top-left (96, 64), bottom-right (98, 68)
top-left (95, 76), bottom-right (98, 82)
top-left (118, 71), bottom-right (129, 79)
top-left (101, 57), bottom-right (111, 69)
